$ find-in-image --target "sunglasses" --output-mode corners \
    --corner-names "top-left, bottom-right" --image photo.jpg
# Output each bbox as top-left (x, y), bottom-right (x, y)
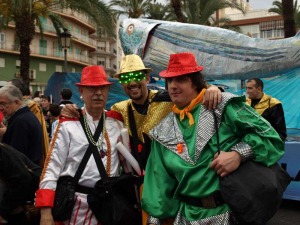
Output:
top-left (119, 71), bottom-right (146, 84)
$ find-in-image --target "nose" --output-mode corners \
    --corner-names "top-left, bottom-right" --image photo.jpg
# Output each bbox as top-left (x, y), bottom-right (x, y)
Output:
top-left (94, 87), bottom-right (103, 94)
top-left (168, 79), bottom-right (178, 89)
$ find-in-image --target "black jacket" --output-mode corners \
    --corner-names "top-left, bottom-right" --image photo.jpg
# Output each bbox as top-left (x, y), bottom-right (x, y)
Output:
top-left (0, 142), bottom-right (41, 217)
top-left (2, 106), bottom-right (43, 165)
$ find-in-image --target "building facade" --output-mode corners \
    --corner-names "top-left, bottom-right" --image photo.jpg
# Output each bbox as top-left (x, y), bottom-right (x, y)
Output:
top-left (0, 9), bottom-right (121, 93)
top-left (223, 0), bottom-right (284, 39)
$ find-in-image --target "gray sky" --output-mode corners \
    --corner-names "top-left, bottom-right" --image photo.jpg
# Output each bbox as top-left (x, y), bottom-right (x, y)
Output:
top-left (105, 0), bottom-right (285, 10)
top-left (151, 0), bottom-right (276, 9)
top-left (249, 0), bottom-right (274, 9)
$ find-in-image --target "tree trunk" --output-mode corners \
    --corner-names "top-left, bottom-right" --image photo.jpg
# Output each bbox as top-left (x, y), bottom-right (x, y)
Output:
top-left (282, 0), bottom-right (296, 38)
top-left (15, 16), bottom-right (35, 91)
top-left (171, 0), bottom-right (187, 23)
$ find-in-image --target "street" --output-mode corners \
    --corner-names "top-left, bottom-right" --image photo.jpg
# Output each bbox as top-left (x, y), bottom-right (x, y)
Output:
top-left (267, 200), bottom-right (300, 225)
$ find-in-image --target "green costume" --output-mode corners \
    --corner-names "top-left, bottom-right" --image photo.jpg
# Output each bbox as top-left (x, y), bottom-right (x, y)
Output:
top-left (142, 93), bottom-right (284, 225)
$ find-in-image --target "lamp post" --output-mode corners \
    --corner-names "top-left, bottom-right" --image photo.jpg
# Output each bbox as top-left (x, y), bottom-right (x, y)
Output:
top-left (60, 28), bottom-right (71, 73)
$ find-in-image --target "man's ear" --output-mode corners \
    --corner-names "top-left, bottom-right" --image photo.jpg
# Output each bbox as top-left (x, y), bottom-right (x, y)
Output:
top-left (146, 74), bottom-right (151, 83)
top-left (78, 87), bottom-right (83, 95)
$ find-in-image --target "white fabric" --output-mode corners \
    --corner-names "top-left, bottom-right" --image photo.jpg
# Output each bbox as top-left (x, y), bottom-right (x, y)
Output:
top-left (40, 110), bottom-right (123, 224)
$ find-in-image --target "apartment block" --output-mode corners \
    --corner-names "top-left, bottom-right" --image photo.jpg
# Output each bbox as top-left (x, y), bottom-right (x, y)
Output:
top-left (0, 9), bottom-right (121, 93)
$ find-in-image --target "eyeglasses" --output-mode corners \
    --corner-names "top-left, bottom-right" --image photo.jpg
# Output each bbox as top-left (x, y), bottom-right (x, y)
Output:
top-left (119, 71), bottom-right (146, 84)
top-left (0, 101), bottom-right (12, 109)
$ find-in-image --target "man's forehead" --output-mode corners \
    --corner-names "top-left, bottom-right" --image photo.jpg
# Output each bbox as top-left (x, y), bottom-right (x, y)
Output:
top-left (247, 81), bottom-right (256, 86)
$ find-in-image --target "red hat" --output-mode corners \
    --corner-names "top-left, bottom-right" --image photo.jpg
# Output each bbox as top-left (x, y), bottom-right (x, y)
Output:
top-left (76, 65), bottom-right (112, 86)
top-left (159, 52), bottom-right (204, 78)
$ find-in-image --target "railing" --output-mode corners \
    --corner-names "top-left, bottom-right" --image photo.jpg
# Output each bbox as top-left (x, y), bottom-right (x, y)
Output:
top-left (71, 31), bottom-right (97, 47)
top-left (228, 10), bottom-right (278, 21)
top-left (0, 40), bottom-right (93, 64)
top-left (34, 24), bottom-right (97, 48)
top-left (51, 8), bottom-right (97, 28)
top-left (94, 48), bottom-right (117, 56)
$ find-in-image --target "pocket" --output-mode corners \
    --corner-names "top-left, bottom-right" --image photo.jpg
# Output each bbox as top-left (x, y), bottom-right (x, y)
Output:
top-left (52, 176), bottom-right (76, 221)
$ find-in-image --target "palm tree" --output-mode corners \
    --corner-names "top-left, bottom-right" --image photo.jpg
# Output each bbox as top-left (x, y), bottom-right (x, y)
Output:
top-left (180, 0), bottom-right (244, 31)
top-left (282, 0), bottom-right (296, 37)
top-left (0, 0), bottom-right (114, 89)
top-left (170, 0), bottom-right (187, 22)
top-left (145, 0), bottom-right (176, 21)
top-left (269, 0), bottom-right (298, 37)
top-left (109, 0), bottom-right (151, 18)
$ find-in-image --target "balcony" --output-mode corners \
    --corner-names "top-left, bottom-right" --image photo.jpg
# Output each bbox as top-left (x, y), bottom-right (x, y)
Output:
top-left (0, 40), bottom-right (93, 66)
top-left (227, 10), bottom-right (278, 21)
top-left (93, 33), bottom-right (117, 42)
top-left (52, 8), bottom-right (96, 31)
top-left (92, 47), bottom-right (117, 57)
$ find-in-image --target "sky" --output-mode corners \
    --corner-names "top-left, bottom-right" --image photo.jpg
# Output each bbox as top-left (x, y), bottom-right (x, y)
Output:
top-left (105, 0), bottom-right (277, 10)
top-left (249, 0), bottom-right (274, 10)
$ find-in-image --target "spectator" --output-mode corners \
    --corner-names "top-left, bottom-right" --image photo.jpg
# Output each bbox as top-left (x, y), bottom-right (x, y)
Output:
top-left (246, 78), bottom-right (287, 141)
top-left (59, 88), bottom-right (73, 106)
top-left (40, 95), bottom-right (52, 136)
top-left (33, 90), bottom-right (42, 98)
top-left (47, 104), bottom-right (61, 138)
top-left (9, 79), bottom-right (49, 165)
top-left (0, 84), bottom-right (43, 165)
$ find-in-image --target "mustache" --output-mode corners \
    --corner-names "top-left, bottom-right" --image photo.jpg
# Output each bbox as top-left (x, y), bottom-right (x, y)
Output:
top-left (92, 96), bottom-right (104, 101)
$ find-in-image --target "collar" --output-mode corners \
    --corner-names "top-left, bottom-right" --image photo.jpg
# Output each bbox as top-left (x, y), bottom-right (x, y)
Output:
top-left (172, 88), bottom-right (206, 126)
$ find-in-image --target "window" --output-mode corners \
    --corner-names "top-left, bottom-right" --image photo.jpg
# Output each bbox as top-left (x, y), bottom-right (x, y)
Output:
top-left (56, 65), bottom-right (63, 72)
top-left (39, 63), bottom-right (46, 72)
top-left (97, 61), bottom-right (105, 66)
top-left (39, 39), bottom-right (47, 55)
top-left (0, 58), bottom-right (5, 67)
top-left (0, 33), bottom-right (4, 49)
top-left (53, 41), bottom-right (60, 57)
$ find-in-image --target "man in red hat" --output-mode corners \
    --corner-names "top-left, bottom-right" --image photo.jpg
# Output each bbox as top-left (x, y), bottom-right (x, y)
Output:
top-left (36, 65), bottom-right (127, 225)
top-left (141, 52), bottom-right (284, 225)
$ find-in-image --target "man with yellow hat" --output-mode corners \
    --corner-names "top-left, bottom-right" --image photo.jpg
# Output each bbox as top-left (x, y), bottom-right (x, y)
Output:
top-left (36, 65), bottom-right (129, 224)
top-left (141, 52), bottom-right (284, 225)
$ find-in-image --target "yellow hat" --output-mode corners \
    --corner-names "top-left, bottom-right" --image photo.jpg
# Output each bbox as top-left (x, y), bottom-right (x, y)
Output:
top-left (114, 54), bottom-right (152, 78)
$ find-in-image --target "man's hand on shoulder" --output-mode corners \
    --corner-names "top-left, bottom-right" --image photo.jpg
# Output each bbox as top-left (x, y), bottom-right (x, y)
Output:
top-left (203, 85), bottom-right (222, 110)
top-left (61, 104), bottom-right (80, 118)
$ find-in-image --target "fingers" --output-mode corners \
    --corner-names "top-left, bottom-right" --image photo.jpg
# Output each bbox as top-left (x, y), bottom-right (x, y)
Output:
top-left (61, 104), bottom-right (80, 118)
top-left (202, 92), bottom-right (214, 110)
top-left (210, 151), bottom-right (241, 177)
top-left (202, 86), bottom-right (222, 110)
top-left (210, 152), bottom-right (219, 169)
top-left (213, 92), bottom-right (222, 109)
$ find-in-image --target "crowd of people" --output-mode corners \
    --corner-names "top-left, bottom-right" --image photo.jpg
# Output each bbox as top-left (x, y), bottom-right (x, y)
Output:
top-left (0, 52), bottom-right (286, 225)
